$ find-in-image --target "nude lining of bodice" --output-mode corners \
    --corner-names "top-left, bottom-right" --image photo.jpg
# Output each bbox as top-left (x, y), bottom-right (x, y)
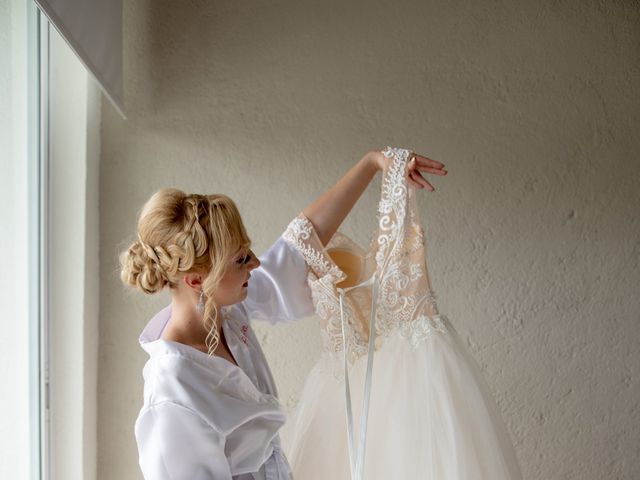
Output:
top-left (324, 231), bottom-right (382, 343)
top-left (327, 241), bottom-right (376, 290)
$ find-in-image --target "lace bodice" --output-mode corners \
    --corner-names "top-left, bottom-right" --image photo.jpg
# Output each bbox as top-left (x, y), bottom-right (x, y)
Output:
top-left (282, 147), bottom-right (447, 364)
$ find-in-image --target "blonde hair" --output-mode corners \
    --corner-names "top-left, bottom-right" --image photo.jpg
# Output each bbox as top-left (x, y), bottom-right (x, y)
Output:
top-left (119, 188), bottom-right (251, 355)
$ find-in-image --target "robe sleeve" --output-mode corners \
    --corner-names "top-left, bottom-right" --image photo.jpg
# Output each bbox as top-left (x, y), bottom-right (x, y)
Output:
top-left (135, 401), bottom-right (232, 480)
top-left (240, 224), bottom-right (316, 325)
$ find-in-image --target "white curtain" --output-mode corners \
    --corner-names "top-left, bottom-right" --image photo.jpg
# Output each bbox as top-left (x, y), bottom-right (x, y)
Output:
top-left (35, 0), bottom-right (126, 119)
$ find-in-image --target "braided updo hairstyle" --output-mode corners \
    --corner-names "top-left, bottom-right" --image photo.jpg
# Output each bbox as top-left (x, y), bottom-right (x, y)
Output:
top-left (119, 188), bottom-right (252, 355)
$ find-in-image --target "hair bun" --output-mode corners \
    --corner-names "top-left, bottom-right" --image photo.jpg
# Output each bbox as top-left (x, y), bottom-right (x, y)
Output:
top-left (119, 240), bottom-right (169, 294)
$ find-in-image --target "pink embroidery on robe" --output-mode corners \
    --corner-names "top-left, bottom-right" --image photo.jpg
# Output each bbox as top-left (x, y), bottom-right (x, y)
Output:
top-left (241, 324), bottom-right (249, 344)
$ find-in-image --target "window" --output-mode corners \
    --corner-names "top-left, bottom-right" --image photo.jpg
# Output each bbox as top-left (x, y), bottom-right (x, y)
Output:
top-left (1, 2), bottom-right (101, 479)
top-left (0, 1), bottom-right (43, 479)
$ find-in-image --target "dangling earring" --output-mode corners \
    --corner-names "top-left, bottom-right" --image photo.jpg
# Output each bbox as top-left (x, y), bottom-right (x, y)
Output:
top-left (196, 290), bottom-right (205, 315)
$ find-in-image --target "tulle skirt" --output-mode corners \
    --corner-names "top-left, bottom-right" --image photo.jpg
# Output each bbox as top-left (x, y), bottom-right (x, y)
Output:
top-left (281, 316), bottom-right (522, 479)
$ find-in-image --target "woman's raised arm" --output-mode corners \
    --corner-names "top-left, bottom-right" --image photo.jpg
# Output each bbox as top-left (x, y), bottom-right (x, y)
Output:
top-left (301, 148), bottom-right (446, 246)
top-left (301, 150), bottom-right (379, 247)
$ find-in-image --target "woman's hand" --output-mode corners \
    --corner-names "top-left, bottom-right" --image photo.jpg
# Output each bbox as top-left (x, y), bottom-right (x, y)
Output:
top-left (367, 149), bottom-right (447, 191)
top-left (301, 147), bottom-right (446, 247)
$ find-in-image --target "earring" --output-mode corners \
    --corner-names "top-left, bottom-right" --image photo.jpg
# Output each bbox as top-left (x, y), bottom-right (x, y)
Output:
top-left (196, 290), bottom-right (205, 315)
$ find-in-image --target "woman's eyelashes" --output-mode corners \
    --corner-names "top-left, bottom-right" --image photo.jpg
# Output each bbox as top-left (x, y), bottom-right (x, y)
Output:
top-left (237, 251), bottom-right (252, 264)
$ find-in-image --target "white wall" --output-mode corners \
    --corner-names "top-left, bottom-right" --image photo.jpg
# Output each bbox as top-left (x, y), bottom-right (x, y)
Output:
top-left (99, 1), bottom-right (640, 479)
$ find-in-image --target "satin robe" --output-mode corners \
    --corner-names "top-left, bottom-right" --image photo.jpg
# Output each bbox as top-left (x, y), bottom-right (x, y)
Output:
top-left (135, 232), bottom-right (315, 480)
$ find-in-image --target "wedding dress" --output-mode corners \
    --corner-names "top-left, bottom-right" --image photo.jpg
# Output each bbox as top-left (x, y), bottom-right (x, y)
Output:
top-left (279, 146), bottom-right (522, 479)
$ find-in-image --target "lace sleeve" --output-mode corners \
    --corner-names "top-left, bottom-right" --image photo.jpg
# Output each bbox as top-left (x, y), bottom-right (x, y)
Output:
top-left (281, 212), bottom-right (348, 283)
top-left (281, 212), bottom-right (364, 357)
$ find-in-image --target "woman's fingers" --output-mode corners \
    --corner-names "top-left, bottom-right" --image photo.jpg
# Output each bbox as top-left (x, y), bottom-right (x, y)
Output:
top-left (414, 153), bottom-right (446, 171)
top-left (407, 153), bottom-right (447, 192)
top-left (409, 169), bottom-right (434, 191)
top-left (418, 165), bottom-right (448, 175)
top-left (408, 174), bottom-right (423, 189)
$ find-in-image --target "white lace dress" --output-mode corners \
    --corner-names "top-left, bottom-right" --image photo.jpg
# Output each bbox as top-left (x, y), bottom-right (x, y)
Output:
top-left (279, 147), bottom-right (523, 479)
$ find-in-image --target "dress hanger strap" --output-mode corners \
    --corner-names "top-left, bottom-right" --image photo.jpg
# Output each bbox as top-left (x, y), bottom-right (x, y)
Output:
top-left (338, 273), bottom-right (379, 480)
top-left (336, 271), bottom-right (377, 295)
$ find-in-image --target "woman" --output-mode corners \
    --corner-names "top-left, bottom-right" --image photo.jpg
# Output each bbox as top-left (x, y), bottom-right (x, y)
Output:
top-left (119, 147), bottom-right (446, 479)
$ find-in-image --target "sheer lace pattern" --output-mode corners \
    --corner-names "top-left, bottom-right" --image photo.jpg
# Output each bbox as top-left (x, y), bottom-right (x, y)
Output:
top-left (282, 147), bottom-right (447, 370)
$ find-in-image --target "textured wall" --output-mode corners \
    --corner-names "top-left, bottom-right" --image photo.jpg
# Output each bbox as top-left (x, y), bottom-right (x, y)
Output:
top-left (99, 1), bottom-right (640, 479)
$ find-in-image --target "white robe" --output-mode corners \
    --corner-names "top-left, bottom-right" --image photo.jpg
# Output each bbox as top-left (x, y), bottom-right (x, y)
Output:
top-left (135, 232), bottom-right (315, 480)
